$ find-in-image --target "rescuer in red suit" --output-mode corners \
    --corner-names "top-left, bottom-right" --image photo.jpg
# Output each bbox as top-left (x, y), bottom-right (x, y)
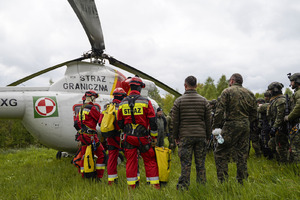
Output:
top-left (74, 90), bottom-right (105, 181)
top-left (117, 76), bottom-right (160, 189)
top-left (99, 87), bottom-right (127, 185)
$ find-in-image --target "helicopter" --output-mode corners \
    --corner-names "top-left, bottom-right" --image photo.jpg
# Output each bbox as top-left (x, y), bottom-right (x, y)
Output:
top-left (0, 0), bottom-right (180, 156)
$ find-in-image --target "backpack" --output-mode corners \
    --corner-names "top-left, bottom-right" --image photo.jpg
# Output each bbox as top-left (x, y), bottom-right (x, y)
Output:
top-left (83, 144), bottom-right (96, 178)
top-left (100, 103), bottom-right (117, 136)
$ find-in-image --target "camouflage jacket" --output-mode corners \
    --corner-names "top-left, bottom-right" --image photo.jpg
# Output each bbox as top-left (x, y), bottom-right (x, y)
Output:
top-left (288, 87), bottom-right (300, 122)
top-left (212, 83), bottom-right (257, 129)
top-left (267, 94), bottom-right (286, 129)
top-left (258, 103), bottom-right (269, 115)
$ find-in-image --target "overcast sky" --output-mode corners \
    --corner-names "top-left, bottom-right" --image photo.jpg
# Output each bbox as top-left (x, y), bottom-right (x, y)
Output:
top-left (0, 0), bottom-right (299, 95)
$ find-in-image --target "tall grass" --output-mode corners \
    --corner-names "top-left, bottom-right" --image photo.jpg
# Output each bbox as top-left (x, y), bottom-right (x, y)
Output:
top-left (0, 145), bottom-right (299, 200)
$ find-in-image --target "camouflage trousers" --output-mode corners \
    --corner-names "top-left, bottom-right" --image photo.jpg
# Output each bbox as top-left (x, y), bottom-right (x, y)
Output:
top-left (177, 137), bottom-right (207, 189)
top-left (250, 128), bottom-right (262, 156)
top-left (289, 124), bottom-right (300, 163)
top-left (214, 120), bottom-right (250, 184)
top-left (268, 131), bottom-right (289, 163)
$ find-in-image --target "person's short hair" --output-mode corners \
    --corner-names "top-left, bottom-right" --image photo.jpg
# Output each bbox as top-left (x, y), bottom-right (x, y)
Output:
top-left (230, 73), bottom-right (243, 84)
top-left (185, 76), bottom-right (197, 87)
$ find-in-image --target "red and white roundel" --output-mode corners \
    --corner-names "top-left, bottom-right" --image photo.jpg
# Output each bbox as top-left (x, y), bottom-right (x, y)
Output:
top-left (35, 97), bottom-right (57, 116)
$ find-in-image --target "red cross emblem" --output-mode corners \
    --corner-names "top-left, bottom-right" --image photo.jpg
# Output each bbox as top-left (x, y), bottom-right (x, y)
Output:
top-left (35, 97), bottom-right (57, 116)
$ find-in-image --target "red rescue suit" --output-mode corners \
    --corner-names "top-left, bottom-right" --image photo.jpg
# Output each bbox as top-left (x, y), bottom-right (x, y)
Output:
top-left (99, 99), bottom-right (122, 184)
top-left (75, 102), bottom-right (105, 178)
top-left (117, 90), bottom-right (159, 188)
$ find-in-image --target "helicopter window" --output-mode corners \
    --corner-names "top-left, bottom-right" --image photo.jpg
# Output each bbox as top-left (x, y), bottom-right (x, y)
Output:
top-left (73, 104), bottom-right (101, 119)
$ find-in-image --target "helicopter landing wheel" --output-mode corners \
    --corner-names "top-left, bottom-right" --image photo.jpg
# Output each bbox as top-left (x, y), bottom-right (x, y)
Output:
top-left (56, 151), bottom-right (62, 159)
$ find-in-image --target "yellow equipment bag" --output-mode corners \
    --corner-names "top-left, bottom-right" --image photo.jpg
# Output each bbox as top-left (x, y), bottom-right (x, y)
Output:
top-left (100, 103), bottom-right (116, 135)
top-left (155, 146), bottom-right (172, 182)
top-left (83, 144), bottom-right (96, 178)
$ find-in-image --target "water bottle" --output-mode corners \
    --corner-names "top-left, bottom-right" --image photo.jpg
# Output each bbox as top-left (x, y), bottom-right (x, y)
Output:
top-left (216, 134), bottom-right (224, 144)
top-left (212, 128), bottom-right (224, 144)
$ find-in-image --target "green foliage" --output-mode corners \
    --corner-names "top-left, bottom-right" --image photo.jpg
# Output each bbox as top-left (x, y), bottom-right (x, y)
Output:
top-left (162, 93), bottom-right (176, 114)
top-left (284, 87), bottom-right (293, 97)
top-left (0, 119), bottom-right (40, 149)
top-left (196, 83), bottom-right (204, 95)
top-left (0, 146), bottom-right (299, 200)
top-left (197, 77), bottom-right (217, 100)
top-left (149, 87), bottom-right (163, 107)
top-left (255, 93), bottom-right (264, 99)
top-left (196, 75), bottom-right (228, 100)
top-left (216, 75), bottom-right (228, 97)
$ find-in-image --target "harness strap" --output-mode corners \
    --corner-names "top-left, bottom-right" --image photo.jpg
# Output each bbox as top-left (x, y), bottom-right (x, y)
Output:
top-left (128, 95), bottom-right (139, 125)
top-left (124, 123), bottom-right (148, 137)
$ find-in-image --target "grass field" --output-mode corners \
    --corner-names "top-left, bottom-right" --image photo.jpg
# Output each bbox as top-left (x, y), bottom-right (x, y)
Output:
top-left (0, 145), bottom-right (299, 200)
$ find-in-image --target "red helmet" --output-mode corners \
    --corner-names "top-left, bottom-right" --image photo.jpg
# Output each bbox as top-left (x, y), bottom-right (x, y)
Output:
top-left (113, 87), bottom-right (127, 97)
top-left (129, 76), bottom-right (145, 88)
top-left (85, 90), bottom-right (99, 98)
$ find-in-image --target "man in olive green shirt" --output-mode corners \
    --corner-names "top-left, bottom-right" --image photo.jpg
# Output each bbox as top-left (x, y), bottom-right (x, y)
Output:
top-left (267, 82), bottom-right (288, 163)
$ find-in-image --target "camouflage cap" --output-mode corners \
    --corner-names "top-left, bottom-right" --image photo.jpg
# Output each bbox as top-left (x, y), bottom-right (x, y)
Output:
top-left (267, 82), bottom-right (284, 91)
top-left (256, 98), bottom-right (265, 104)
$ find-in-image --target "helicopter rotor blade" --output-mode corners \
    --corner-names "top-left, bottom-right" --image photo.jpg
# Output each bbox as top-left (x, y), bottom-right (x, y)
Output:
top-left (106, 56), bottom-right (181, 97)
top-left (7, 57), bottom-right (85, 86)
top-left (68, 0), bottom-right (105, 56)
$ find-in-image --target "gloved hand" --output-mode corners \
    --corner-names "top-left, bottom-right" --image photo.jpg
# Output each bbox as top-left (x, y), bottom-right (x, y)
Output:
top-left (151, 138), bottom-right (157, 147)
top-left (284, 115), bottom-right (289, 122)
top-left (269, 127), bottom-right (277, 137)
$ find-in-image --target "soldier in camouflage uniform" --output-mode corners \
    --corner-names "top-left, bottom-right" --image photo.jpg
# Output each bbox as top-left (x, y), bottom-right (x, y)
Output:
top-left (267, 82), bottom-right (289, 163)
top-left (249, 98), bottom-right (264, 157)
top-left (212, 73), bottom-right (257, 184)
top-left (166, 109), bottom-right (176, 152)
top-left (284, 73), bottom-right (300, 163)
top-left (172, 76), bottom-right (211, 190)
top-left (258, 92), bottom-right (273, 159)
